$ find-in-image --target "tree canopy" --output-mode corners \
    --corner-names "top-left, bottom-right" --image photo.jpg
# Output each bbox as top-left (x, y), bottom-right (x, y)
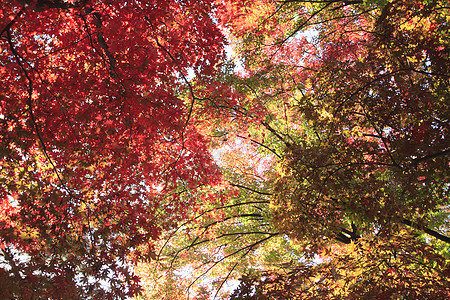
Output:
top-left (1, 0), bottom-right (228, 297)
top-left (1, 0), bottom-right (449, 299)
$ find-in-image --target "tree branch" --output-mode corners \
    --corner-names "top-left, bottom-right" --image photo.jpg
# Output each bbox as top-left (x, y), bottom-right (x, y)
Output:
top-left (402, 219), bottom-right (450, 244)
top-left (230, 183), bottom-right (273, 196)
top-left (411, 149), bottom-right (449, 167)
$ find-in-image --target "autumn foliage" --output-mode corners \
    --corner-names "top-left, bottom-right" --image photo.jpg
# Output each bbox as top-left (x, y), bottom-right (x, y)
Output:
top-left (1, 0), bottom-right (449, 299)
top-left (1, 0), bottom-right (228, 297)
top-left (224, 0), bottom-right (450, 298)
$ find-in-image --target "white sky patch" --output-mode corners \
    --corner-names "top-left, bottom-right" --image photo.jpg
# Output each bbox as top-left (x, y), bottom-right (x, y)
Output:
top-left (225, 44), bottom-right (245, 74)
top-left (8, 195), bottom-right (19, 207)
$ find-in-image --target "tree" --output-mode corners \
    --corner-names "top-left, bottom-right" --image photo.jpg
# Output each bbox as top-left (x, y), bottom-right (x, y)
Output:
top-left (136, 0), bottom-right (449, 298)
top-left (268, 0), bottom-right (449, 246)
top-left (225, 0), bottom-right (450, 297)
top-left (0, 0), bottom-right (229, 297)
top-left (2, 0), bottom-right (449, 298)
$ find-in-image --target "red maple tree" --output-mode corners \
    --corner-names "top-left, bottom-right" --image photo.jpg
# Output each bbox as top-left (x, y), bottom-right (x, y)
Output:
top-left (0, 0), bottom-right (229, 297)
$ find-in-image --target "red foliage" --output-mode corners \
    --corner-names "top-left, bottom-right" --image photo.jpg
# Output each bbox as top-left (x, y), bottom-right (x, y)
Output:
top-left (0, 0), bottom-right (227, 297)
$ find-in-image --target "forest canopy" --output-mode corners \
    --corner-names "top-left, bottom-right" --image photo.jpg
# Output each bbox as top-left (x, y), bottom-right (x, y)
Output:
top-left (0, 0), bottom-right (449, 299)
